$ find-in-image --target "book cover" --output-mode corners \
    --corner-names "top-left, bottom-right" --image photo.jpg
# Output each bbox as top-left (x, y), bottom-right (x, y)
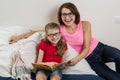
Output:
top-left (32, 60), bottom-right (70, 71)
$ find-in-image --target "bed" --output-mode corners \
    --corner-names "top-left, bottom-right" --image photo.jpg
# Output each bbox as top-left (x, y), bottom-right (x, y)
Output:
top-left (0, 26), bottom-right (115, 80)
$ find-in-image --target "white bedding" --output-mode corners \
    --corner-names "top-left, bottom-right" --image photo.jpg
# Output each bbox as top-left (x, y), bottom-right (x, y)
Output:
top-left (0, 26), bottom-right (44, 77)
top-left (0, 26), bottom-right (115, 78)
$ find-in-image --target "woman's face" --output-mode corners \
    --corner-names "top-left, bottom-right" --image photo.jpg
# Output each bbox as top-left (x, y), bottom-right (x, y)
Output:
top-left (46, 29), bottom-right (61, 45)
top-left (61, 8), bottom-right (75, 26)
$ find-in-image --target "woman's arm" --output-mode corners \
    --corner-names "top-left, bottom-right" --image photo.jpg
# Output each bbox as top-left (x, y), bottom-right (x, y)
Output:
top-left (62, 51), bottom-right (67, 62)
top-left (79, 21), bottom-right (91, 59)
top-left (9, 29), bottom-right (45, 44)
top-left (69, 21), bottom-right (91, 65)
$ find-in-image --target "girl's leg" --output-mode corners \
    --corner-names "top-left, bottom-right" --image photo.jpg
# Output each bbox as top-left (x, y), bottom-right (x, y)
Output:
top-left (36, 73), bottom-right (47, 80)
top-left (50, 73), bottom-right (61, 80)
top-left (36, 71), bottom-right (47, 80)
top-left (50, 70), bottom-right (62, 80)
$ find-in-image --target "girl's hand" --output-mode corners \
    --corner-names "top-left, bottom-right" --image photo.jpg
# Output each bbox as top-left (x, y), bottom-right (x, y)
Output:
top-left (45, 62), bottom-right (58, 67)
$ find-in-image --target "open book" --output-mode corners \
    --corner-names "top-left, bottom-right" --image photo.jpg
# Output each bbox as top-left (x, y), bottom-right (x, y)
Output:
top-left (32, 60), bottom-right (70, 71)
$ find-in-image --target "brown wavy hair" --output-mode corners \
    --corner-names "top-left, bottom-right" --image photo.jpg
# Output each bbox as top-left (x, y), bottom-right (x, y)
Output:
top-left (45, 22), bottom-right (66, 56)
top-left (58, 2), bottom-right (80, 25)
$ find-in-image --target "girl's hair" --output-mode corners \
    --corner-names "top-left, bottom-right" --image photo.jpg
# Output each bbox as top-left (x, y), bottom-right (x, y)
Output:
top-left (58, 2), bottom-right (80, 25)
top-left (45, 22), bottom-right (66, 56)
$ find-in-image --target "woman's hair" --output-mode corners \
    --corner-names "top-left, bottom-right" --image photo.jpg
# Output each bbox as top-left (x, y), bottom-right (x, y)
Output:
top-left (45, 22), bottom-right (66, 56)
top-left (58, 2), bottom-right (80, 25)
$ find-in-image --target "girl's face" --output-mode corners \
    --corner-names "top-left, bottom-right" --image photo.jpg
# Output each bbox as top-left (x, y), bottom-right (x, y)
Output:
top-left (61, 8), bottom-right (75, 26)
top-left (46, 29), bottom-right (61, 45)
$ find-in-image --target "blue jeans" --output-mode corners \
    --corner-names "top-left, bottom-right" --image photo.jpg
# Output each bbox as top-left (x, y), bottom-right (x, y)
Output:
top-left (86, 42), bottom-right (120, 80)
top-left (36, 69), bottom-right (62, 79)
top-left (0, 75), bottom-right (104, 80)
top-left (31, 72), bottom-right (104, 80)
top-left (0, 77), bottom-right (14, 80)
top-left (62, 74), bottom-right (104, 80)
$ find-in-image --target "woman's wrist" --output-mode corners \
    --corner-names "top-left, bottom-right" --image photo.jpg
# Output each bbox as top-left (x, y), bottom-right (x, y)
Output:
top-left (19, 34), bottom-right (25, 40)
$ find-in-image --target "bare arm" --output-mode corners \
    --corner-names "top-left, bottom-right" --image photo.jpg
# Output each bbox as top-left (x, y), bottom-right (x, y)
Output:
top-left (62, 51), bottom-right (67, 62)
top-left (36, 49), bottom-right (44, 64)
top-left (79, 21), bottom-right (91, 59)
top-left (70, 21), bottom-right (91, 65)
top-left (36, 49), bottom-right (58, 67)
top-left (9, 29), bottom-right (45, 44)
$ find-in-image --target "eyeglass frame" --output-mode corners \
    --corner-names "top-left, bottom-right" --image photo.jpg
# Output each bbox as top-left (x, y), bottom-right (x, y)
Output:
top-left (47, 32), bottom-right (61, 38)
top-left (61, 12), bottom-right (74, 18)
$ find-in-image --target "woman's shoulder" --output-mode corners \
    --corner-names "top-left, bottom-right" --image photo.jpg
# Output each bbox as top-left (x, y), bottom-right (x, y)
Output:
top-left (81, 21), bottom-right (91, 30)
top-left (81, 21), bottom-right (91, 27)
top-left (81, 21), bottom-right (91, 31)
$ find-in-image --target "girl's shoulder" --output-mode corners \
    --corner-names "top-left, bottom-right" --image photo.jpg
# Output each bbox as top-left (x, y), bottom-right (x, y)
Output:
top-left (39, 39), bottom-right (46, 45)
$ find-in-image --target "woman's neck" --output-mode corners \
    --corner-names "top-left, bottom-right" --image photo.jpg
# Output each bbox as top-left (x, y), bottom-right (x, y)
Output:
top-left (65, 23), bottom-right (77, 34)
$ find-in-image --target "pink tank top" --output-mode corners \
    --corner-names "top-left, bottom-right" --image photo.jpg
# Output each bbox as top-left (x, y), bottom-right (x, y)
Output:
top-left (61, 22), bottom-right (99, 57)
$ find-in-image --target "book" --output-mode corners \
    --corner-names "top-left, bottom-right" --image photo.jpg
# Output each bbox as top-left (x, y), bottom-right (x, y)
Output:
top-left (32, 60), bottom-right (70, 71)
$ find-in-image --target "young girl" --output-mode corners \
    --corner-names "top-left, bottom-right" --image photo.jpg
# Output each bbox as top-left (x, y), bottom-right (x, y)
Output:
top-left (35, 22), bottom-right (67, 80)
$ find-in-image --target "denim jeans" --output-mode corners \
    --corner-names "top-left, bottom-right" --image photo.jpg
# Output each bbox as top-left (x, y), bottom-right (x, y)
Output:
top-left (86, 42), bottom-right (120, 80)
top-left (62, 74), bottom-right (104, 80)
top-left (0, 74), bottom-right (104, 80)
top-left (0, 77), bottom-right (14, 80)
top-left (36, 69), bottom-right (62, 79)
top-left (31, 72), bottom-right (104, 80)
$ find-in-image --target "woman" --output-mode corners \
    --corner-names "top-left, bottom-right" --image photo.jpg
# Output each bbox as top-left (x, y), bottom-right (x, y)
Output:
top-left (58, 2), bottom-right (120, 80)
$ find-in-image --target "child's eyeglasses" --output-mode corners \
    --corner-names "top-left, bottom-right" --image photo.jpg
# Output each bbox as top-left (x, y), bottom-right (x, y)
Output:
top-left (47, 32), bottom-right (60, 38)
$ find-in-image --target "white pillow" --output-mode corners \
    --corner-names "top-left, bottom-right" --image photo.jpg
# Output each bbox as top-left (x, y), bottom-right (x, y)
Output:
top-left (0, 32), bottom-right (43, 77)
top-left (0, 26), bottom-right (29, 46)
top-left (0, 45), bottom-right (19, 77)
top-left (0, 29), bottom-right (10, 45)
top-left (15, 32), bottom-right (43, 69)
top-left (62, 44), bottom-right (97, 75)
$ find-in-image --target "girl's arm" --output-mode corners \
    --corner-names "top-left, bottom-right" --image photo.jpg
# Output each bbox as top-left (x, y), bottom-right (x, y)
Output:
top-left (36, 49), bottom-right (44, 64)
top-left (9, 29), bottom-right (45, 44)
top-left (69, 21), bottom-right (91, 65)
top-left (36, 49), bottom-right (58, 66)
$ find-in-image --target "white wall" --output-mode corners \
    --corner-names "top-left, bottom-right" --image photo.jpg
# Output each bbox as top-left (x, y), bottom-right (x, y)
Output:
top-left (0, 0), bottom-right (120, 48)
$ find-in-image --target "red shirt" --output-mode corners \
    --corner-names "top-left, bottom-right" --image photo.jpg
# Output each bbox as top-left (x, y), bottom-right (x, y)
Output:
top-left (38, 40), bottom-right (67, 63)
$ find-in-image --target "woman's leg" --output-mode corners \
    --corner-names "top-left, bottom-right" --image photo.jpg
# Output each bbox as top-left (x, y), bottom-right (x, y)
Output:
top-left (102, 45), bottom-right (120, 73)
top-left (62, 74), bottom-right (104, 80)
top-left (89, 61), bottom-right (120, 80)
top-left (86, 42), bottom-right (120, 80)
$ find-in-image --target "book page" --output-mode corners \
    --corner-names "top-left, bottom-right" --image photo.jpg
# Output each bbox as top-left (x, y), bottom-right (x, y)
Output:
top-left (32, 63), bottom-right (53, 71)
top-left (32, 60), bottom-right (71, 71)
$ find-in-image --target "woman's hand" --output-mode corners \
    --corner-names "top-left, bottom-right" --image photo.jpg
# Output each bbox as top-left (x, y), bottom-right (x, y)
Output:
top-left (9, 35), bottom-right (20, 44)
top-left (67, 56), bottom-right (80, 66)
